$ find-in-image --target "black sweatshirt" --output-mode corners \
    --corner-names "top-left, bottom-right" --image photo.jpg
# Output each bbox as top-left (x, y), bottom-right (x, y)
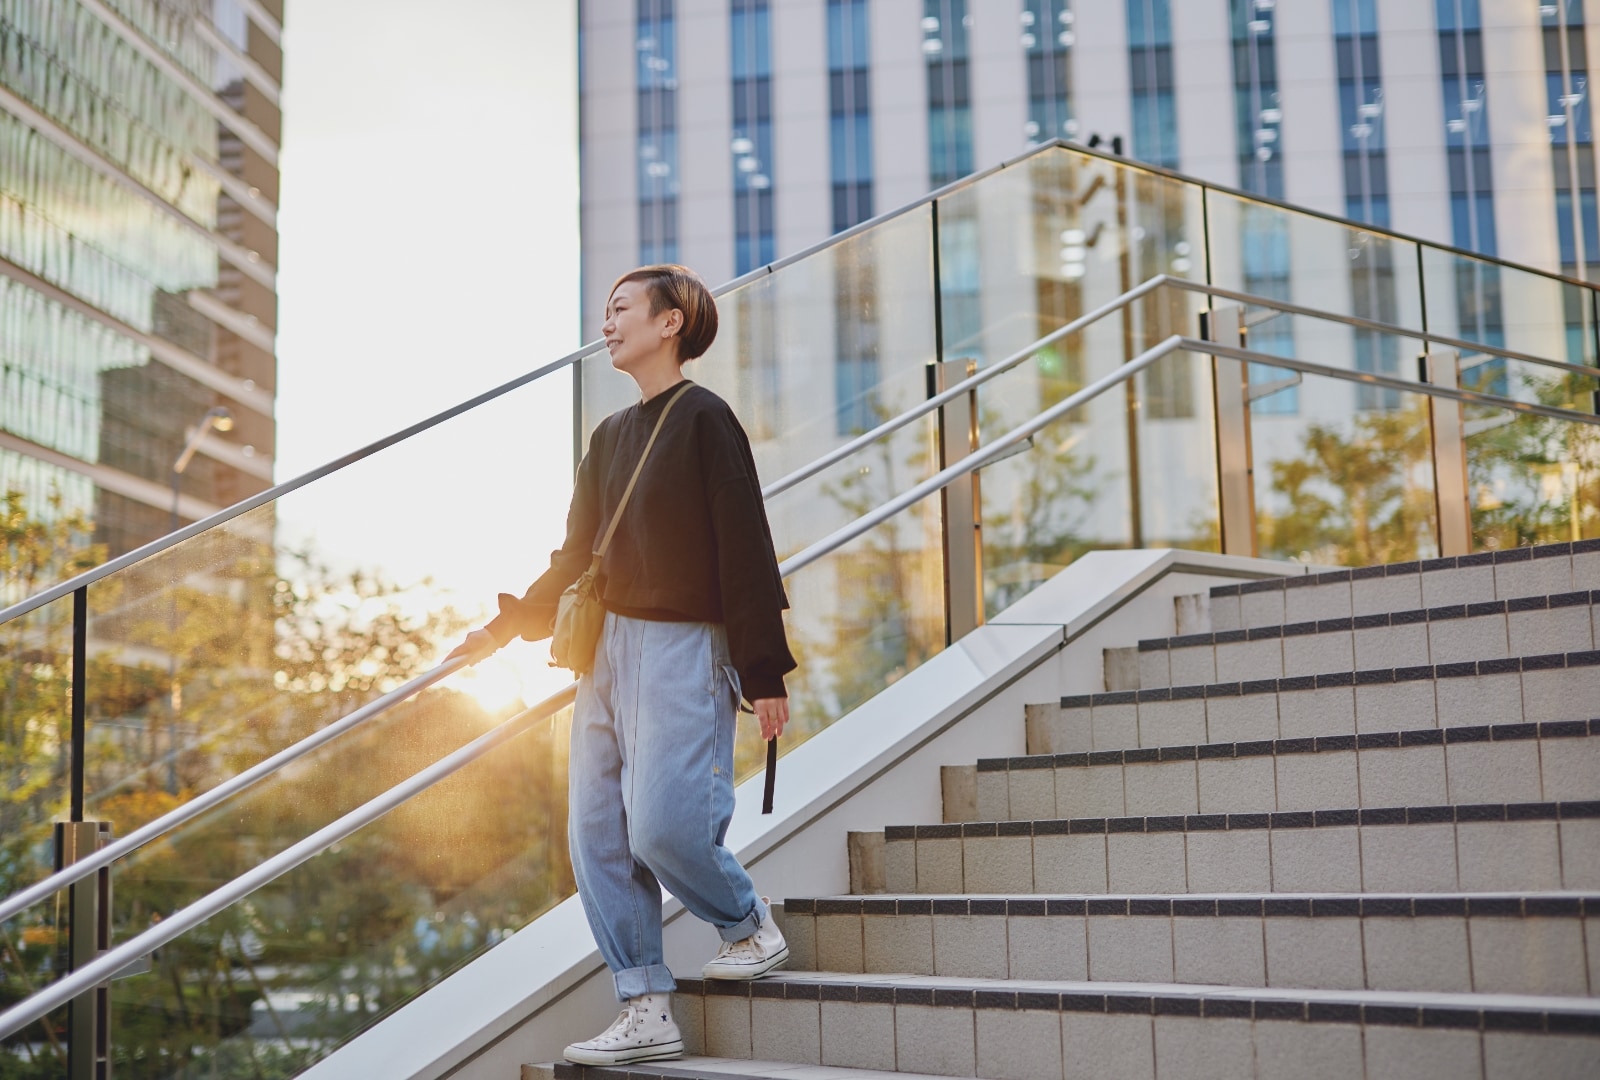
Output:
top-left (486, 381), bottom-right (796, 702)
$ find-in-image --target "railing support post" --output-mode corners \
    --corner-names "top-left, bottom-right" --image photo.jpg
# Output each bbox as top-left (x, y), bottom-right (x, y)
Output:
top-left (935, 358), bottom-right (984, 643)
top-left (1424, 349), bottom-right (1473, 557)
top-left (55, 820), bottom-right (113, 1080)
top-left (1206, 306), bottom-right (1258, 557)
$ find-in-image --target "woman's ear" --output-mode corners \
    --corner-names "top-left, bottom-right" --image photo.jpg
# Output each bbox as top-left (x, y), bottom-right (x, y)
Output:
top-left (662, 307), bottom-right (685, 338)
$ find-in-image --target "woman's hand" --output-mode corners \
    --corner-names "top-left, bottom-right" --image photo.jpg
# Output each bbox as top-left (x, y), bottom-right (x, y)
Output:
top-left (752, 697), bottom-right (788, 741)
top-left (446, 628), bottom-right (500, 665)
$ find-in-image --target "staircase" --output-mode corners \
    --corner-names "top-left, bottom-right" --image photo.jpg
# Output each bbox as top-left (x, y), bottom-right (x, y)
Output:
top-left (536, 539), bottom-right (1600, 1079)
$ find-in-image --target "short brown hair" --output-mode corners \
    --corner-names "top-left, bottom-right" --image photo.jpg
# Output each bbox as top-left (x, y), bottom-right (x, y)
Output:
top-left (608, 264), bottom-right (719, 362)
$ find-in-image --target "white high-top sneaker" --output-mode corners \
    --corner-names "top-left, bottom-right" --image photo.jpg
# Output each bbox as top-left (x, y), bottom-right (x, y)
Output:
top-left (562, 993), bottom-right (683, 1066)
top-left (701, 897), bottom-right (790, 979)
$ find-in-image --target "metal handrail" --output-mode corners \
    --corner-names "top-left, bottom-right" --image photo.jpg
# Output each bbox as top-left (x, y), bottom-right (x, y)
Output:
top-left (1172, 279), bottom-right (1600, 383)
top-left (0, 657), bottom-right (470, 926)
top-left (6, 320), bottom-right (1600, 1041)
top-left (761, 275), bottom-right (1172, 498)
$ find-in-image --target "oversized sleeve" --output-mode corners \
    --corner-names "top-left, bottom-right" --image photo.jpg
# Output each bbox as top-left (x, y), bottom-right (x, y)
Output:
top-left (485, 420), bottom-right (608, 645)
top-left (702, 407), bottom-right (796, 701)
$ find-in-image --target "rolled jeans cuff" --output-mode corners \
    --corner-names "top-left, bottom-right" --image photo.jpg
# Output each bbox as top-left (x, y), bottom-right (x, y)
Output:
top-left (613, 963), bottom-right (677, 1002)
top-left (716, 900), bottom-right (767, 944)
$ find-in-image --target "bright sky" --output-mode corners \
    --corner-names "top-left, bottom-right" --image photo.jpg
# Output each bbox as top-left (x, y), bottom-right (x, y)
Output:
top-left (275, 0), bottom-right (584, 709)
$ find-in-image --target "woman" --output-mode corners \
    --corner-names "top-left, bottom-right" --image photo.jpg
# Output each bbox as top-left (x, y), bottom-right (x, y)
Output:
top-left (450, 265), bottom-right (796, 1067)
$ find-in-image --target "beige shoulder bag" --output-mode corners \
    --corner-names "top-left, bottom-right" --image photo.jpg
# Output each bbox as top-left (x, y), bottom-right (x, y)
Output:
top-left (550, 382), bottom-right (691, 675)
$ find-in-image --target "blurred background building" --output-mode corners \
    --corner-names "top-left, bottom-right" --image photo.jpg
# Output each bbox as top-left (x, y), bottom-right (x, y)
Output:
top-left (0, 0), bottom-right (281, 557)
top-left (578, 0), bottom-right (1593, 331)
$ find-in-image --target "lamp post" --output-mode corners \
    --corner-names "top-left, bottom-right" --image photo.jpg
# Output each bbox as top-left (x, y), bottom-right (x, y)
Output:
top-left (165, 407), bottom-right (233, 792)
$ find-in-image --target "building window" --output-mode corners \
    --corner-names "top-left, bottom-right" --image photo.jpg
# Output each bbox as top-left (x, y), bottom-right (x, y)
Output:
top-left (637, 0), bottom-right (680, 265)
top-left (834, 249), bottom-right (880, 434)
top-left (923, 0), bottom-right (973, 187)
top-left (1545, 0), bottom-right (1595, 276)
top-left (732, 0), bottom-right (775, 274)
top-left (828, 0), bottom-right (874, 232)
top-left (1231, 0), bottom-right (1283, 199)
top-left (1128, 0), bottom-right (1178, 168)
top-left (1333, 0), bottom-right (1388, 227)
top-left (1022, 0), bottom-right (1076, 146)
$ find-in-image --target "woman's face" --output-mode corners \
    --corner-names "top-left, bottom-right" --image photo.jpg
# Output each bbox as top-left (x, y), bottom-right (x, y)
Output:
top-left (603, 281), bottom-right (681, 375)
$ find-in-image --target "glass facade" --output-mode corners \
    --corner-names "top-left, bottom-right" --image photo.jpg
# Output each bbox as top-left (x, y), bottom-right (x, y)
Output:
top-left (1022, 0), bottom-right (1075, 147)
top-left (1333, 0), bottom-right (1388, 227)
top-left (828, 0), bottom-right (873, 233)
top-left (637, 0), bottom-right (679, 265)
top-left (1128, 0), bottom-right (1178, 169)
top-left (1543, 0), bottom-right (1596, 278)
top-left (731, 0), bottom-right (775, 274)
top-left (0, 0), bottom-right (279, 558)
top-left (923, 0), bottom-right (973, 188)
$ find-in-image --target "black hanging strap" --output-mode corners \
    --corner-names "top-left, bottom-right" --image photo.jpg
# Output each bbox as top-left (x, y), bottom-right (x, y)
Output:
top-left (762, 738), bottom-right (777, 815)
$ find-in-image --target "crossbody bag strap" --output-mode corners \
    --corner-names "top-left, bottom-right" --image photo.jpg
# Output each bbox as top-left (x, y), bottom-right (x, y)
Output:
top-left (592, 381), bottom-right (692, 560)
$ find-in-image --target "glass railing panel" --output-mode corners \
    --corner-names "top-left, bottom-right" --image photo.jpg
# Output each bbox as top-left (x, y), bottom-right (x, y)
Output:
top-left (933, 145), bottom-right (1209, 375)
top-left (103, 700), bottom-right (574, 1078)
top-left (1420, 244), bottom-right (1599, 374)
top-left (1465, 399), bottom-right (1600, 549)
top-left (1248, 370), bottom-right (1440, 566)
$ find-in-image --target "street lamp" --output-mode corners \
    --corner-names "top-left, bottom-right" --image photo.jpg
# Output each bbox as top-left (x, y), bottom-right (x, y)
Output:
top-left (165, 406), bottom-right (232, 793)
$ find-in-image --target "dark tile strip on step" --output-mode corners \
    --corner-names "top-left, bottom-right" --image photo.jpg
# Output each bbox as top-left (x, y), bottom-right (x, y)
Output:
top-left (1207, 539), bottom-right (1600, 598)
top-left (982, 717), bottom-right (1600, 772)
top-left (669, 976), bottom-right (1600, 1035)
top-left (554, 1064), bottom-right (776, 1080)
top-left (881, 799), bottom-right (1600, 840)
top-left (784, 893), bottom-right (1600, 918)
top-left (1059, 652), bottom-right (1600, 709)
top-left (1134, 594), bottom-right (1599, 652)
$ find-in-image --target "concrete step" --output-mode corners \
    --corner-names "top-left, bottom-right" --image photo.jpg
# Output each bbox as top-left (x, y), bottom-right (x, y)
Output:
top-left (881, 801), bottom-right (1600, 896)
top-left (1027, 652), bottom-right (1600, 754)
top-left (951, 719), bottom-right (1600, 824)
top-left (1208, 540), bottom-right (1600, 633)
top-left (665, 971), bottom-right (1600, 1080)
top-left (536, 1059), bottom-right (960, 1079)
top-left (778, 893), bottom-right (1600, 998)
top-left (1129, 592), bottom-right (1598, 691)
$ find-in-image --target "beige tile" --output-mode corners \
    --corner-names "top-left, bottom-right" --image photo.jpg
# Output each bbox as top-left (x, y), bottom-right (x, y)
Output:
top-left (1469, 917), bottom-right (1589, 996)
top-left (1429, 614), bottom-right (1509, 665)
top-left (821, 1000), bottom-right (896, 1071)
top-left (1216, 638), bottom-right (1283, 682)
top-left (1091, 702), bottom-right (1140, 751)
top-left (1275, 750), bottom-right (1358, 811)
top-left (884, 839), bottom-right (916, 892)
top-left (1138, 698), bottom-right (1207, 746)
top-left (1278, 686), bottom-right (1356, 739)
top-left (1284, 630), bottom-right (1352, 678)
top-left (962, 835), bottom-right (1034, 893)
top-left (1058, 766), bottom-right (1126, 819)
top-left (1286, 582), bottom-right (1352, 623)
top-left (895, 1003), bottom-right (975, 1077)
top-left (1122, 761), bottom-right (1199, 816)
top-left (1522, 665), bottom-right (1600, 724)
top-left (1359, 745), bottom-right (1447, 807)
top-left (815, 913), bottom-right (864, 972)
top-left (1255, 1020), bottom-right (1364, 1080)
top-left (975, 769), bottom-right (1009, 822)
top-left (1355, 679), bottom-right (1437, 733)
top-left (1006, 767), bottom-right (1056, 820)
top-left (1185, 829), bottom-right (1272, 892)
top-left (1062, 1013), bottom-right (1154, 1080)
top-left (1421, 564), bottom-right (1495, 608)
top-left (675, 990), bottom-right (706, 1055)
top-left (1264, 917), bottom-right (1364, 989)
top-left (1029, 703), bottom-right (1091, 755)
top-left (1152, 1016), bottom-right (1256, 1080)
top-left (1169, 645), bottom-right (1217, 687)
top-left (704, 993), bottom-right (752, 1057)
top-left (1008, 914), bottom-right (1088, 980)
top-left (1458, 821), bottom-right (1563, 890)
top-left (975, 1006), bottom-right (1065, 1080)
top-left (1445, 740), bottom-right (1543, 804)
top-left (1575, 549), bottom-right (1600, 591)
top-left (1211, 593), bottom-right (1243, 632)
top-left (1139, 648), bottom-right (1171, 689)
top-left (1033, 834), bottom-right (1107, 893)
top-left (752, 997), bottom-right (820, 1064)
top-left (1436, 673), bottom-right (1522, 727)
top-left (1363, 917), bottom-right (1471, 992)
top-left (1563, 820), bottom-right (1600, 889)
top-left (1354, 622), bottom-right (1431, 670)
top-left (863, 912), bottom-right (933, 975)
top-left (1106, 832), bottom-right (1187, 893)
top-left (1542, 736), bottom-right (1600, 802)
top-left (1086, 915), bottom-right (1174, 982)
top-left (783, 912), bottom-right (818, 969)
top-left (915, 837), bottom-right (963, 893)
top-left (1360, 823), bottom-right (1459, 892)
top-left (1198, 756), bottom-right (1276, 813)
top-left (1270, 826), bottom-right (1361, 892)
top-left (1509, 606), bottom-right (1595, 656)
top-left (1365, 1026), bottom-right (1484, 1080)
top-left (1172, 915), bottom-right (1266, 987)
top-left (932, 914), bottom-right (1009, 979)
top-left (1495, 552), bottom-right (1574, 599)
top-left (1240, 585), bottom-right (1287, 627)
top-left (1484, 1032), bottom-right (1600, 1080)
top-left (1354, 572), bottom-right (1423, 617)
top-left (1204, 692), bottom-right (1280, 744)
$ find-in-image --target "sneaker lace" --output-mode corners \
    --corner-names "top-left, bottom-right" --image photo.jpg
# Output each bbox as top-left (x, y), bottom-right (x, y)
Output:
top-left (713, 935), bottom-right (761, 962)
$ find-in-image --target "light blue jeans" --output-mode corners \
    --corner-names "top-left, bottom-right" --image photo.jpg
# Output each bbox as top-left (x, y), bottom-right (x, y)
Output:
top-left (569, 611), bottom-right (767, 1002)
